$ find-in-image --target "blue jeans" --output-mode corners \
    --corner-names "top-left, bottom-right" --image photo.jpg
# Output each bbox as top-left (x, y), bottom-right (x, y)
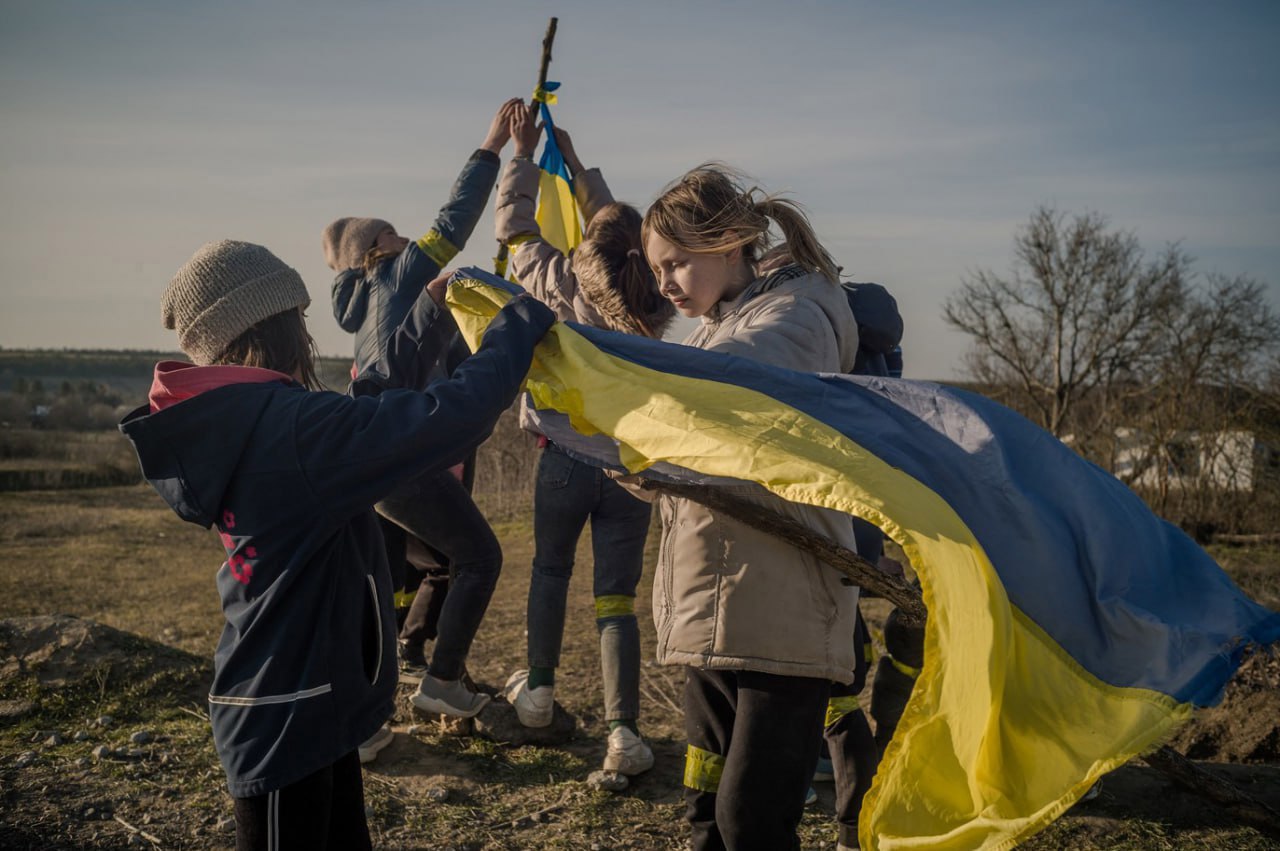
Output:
top-left (528, 443), bottom-right (652, 721)
top-left (377, 469), bottom-right (502, 681)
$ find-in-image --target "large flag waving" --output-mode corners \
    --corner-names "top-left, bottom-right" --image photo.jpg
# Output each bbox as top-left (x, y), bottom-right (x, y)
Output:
top-left (530, 82), bottom-right (582, 256)
top-left (446, 269), bottom-right (1280, 850)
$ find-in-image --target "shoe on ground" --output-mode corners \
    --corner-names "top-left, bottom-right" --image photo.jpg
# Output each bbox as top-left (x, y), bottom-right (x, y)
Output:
top-left (813, 755), bottom-right (834, 782)
top-left (502, 670), bottom-right (554, 728)
top-left (804, 785), bottom-right (818, 806)
top-left (411, 674), bottom-right (491, 719)
top-left (357, 725), bottom-right (394, 764)
top-left (603, 726), bottom-right (654, 776)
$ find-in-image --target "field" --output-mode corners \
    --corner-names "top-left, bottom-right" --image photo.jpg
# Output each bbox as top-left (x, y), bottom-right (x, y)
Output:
top-left (0, 407), bottom-right (1278, 848)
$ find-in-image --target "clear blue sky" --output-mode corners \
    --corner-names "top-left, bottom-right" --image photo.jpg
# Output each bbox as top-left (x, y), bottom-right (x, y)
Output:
top-left (2, 1), bottom-right (1277, 380)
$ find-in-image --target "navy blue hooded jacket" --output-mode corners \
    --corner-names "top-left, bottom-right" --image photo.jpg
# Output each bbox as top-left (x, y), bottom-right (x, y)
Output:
top-left (332, 149), bottom-right (499, 381)
top-left (119, 292), bottom-right (555, 798)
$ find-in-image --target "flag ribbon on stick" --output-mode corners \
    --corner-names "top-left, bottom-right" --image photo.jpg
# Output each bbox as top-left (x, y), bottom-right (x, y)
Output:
top-left (446, 268), bottom-right (1280, 851)
top-left (530, 81), bottom-right (583, 257)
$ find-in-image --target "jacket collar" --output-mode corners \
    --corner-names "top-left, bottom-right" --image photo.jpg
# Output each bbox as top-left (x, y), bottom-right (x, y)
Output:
top-left (148, 361), bottom-right (294, 413)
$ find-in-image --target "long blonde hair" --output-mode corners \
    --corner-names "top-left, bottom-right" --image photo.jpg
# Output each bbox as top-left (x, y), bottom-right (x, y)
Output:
top-left (641, 163), bottom-right (838, 282)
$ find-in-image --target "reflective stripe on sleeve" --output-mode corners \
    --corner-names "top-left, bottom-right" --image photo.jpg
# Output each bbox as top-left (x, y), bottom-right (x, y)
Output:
top-left (417, 230), bottom-right (458, 267)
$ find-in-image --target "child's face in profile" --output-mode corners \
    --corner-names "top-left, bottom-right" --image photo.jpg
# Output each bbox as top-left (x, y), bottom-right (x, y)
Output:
top-left (645, 232), bottom-right (746, 319)
top-left (374, 228), bottom-right (409, 255)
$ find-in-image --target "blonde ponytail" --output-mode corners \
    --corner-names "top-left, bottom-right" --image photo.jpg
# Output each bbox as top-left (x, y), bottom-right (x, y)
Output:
top-left (643, 163), bottom-right (837, 282)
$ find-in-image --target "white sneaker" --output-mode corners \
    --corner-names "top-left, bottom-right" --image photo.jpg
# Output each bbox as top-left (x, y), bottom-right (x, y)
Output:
top-left (411, 674), bottom-right (491, 719)
top-left (502, 670), bottom-right (554, 728)
top-left (357, 725), bottom-right (394, 764)
top-left (603, 726), bottom-right (654, 776)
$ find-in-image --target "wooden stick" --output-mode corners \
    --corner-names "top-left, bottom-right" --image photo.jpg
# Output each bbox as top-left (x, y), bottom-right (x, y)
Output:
top-left (1143, 745), bottom-right (1280, 839)
top-left (536, 17), bottom-right (558, 95)
top-left (639, 475), bottom-right (1280, 835)
top-left (113, 814), bottom-right (163, 846)
top-left (638, 479), bottom-right (927, 625)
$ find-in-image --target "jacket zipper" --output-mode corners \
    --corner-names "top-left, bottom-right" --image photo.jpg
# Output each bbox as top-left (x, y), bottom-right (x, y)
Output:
top-left (366, 575), bottom-right (383, 685)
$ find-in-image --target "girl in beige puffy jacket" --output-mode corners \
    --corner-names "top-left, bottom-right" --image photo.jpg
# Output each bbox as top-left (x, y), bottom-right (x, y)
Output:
top-left (642, 164), bottom-right (861, 851)
top-left (495, 104), bottom-right (675, 777)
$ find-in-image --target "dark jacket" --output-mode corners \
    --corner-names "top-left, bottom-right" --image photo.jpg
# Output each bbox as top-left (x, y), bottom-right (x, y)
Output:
top-left (120, 292), bottom-right (554, 798)
top-left (332, 149), bottom-right (500, 380)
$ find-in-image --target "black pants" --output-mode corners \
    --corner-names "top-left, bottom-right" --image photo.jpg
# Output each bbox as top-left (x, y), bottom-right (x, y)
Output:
top-left (376, 468), bottom-right (502, 680)
top-left (825, 609), bottom-right (877, 848)
top-left (683, 667), bottom-right (829, 851)
top-left (233, 751), bottom-right (371, 851)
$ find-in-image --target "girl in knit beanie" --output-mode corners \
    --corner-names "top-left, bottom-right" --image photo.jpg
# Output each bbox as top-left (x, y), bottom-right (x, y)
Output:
top-left (494, 103), bottom-right (674, 779)
top-left (121, 239), bottom-right (556, 850)
top-left (324, 98), bottom-right (524, 721)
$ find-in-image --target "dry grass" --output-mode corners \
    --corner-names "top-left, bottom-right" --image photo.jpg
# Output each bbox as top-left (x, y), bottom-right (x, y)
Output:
top-left (0, 485), bottom-right (1278, 849)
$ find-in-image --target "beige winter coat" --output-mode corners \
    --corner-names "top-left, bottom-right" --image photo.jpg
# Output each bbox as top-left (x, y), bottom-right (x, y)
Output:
top-left (653, 268), bottom-right (864, 683)
top-left (494, 158), bottom-right (672, 432)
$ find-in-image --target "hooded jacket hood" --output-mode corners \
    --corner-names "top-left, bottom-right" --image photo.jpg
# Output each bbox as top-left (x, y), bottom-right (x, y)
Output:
top-left (120, 362), bottom-right (293, 528)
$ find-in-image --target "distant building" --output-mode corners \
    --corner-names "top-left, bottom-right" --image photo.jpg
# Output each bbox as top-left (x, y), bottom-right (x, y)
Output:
top-left (1109, 428), bottom-right (1277, 493)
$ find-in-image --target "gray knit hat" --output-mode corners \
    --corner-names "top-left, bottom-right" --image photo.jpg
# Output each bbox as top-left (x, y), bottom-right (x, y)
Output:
top-left (321, 217), bottom-right (393, 272)
top-left (162, 240), bottom-right (312, 365)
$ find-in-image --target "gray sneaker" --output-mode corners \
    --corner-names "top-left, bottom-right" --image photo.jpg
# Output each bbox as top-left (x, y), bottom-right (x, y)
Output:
top-left (412, 674), bottom-right (491, 719)
top-left (357, 725), bottom-right (394, 764)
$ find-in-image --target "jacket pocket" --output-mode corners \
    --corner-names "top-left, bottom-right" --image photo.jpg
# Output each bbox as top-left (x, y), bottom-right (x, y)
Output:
top-left (363, 576), bottom-right (384, 686)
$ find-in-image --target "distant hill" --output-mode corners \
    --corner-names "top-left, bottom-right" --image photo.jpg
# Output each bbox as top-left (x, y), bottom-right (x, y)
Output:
top-left (0, 348), bottom-right (355, 396)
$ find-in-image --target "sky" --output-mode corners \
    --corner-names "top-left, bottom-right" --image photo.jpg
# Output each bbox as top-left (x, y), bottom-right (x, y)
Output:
top-left (1, 1), bottom-right (1277, 380)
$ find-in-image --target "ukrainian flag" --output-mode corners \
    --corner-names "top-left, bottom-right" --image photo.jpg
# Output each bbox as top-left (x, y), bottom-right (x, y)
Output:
top-left (532, 82), bottom-right (582, 256)
top-left (446, 269), bottom-right (1280, 850)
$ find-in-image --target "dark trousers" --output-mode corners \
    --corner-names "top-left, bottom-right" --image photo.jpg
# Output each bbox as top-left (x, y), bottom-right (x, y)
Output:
top-left (684, 667), bottom-right (829, 851)
top-left (825, 608), bottom-right (877, 848)
top-left (233, 750), bottom-right (370, 851)
top-left (377, 468), bottom-right (502, 680)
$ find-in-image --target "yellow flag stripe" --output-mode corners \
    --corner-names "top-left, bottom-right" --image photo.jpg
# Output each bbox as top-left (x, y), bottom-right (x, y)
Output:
top-left (445, 277), bottom-right (1192, 851)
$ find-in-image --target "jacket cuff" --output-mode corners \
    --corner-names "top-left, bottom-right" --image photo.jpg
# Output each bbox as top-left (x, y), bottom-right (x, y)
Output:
top-left (470, 148), bottom-right (501, 165)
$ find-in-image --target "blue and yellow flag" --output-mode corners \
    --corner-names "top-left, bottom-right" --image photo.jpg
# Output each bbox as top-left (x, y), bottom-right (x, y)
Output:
top-left (446, 269), bottom-right (1280, 850)
top-left (532, 82), bottom-right (582, 256)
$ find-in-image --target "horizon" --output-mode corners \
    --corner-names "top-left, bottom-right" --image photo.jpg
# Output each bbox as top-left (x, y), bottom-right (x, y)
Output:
top-left (2, 2), bottom-right (1277, 380)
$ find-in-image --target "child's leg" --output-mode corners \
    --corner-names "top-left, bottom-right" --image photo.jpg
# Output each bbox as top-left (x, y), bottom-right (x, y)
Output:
top-left (721, 671), bottom-right (828, 850)
top-left (682, 668), bottom-right (829, 851)
top-left (415, 481), bottom-right (502, 681)
top-left (826, 608), bottom-right (878, 848)
top-left (527, 445), bottom-right (594, 675)
top-left (589, 476), bottom-right (651, 725)
top-left (232, 750), bottom-right (371, 851)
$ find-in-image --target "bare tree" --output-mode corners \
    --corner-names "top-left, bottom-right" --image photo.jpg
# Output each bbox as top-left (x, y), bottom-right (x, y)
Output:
top-left (943, 207), bottom-right (1186, 438)
top-left (945, 207), bottom-right (1280, 533)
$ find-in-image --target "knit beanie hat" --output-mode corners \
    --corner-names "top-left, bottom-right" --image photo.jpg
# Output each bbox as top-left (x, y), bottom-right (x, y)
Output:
top-left (322, 217), bottom-right (393, 272)
top-left (162, 240), bottom-right (312, 365)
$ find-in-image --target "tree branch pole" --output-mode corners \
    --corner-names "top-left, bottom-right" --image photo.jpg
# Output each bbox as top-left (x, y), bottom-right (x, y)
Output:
top-left (495, 17), bottom-right (559, 276)
top-left (638, 478), bottom-right (927, 625)
top-left (637, 477), bottom-right (1280, 839)
top-left (536, 17), bottom-right (558, 97)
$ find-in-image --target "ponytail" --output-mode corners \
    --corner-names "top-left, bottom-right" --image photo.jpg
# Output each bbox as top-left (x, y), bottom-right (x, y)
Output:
top-left (643, 163), bottom-right (837, 282)
top-left (754, 197), bottom-right (838, 281)
top-left (573, 203), bottom-right (675, 338)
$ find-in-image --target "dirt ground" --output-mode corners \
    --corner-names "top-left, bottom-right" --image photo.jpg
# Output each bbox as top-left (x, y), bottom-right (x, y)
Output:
top-left (1, 485), bottom-right (1278, 850)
